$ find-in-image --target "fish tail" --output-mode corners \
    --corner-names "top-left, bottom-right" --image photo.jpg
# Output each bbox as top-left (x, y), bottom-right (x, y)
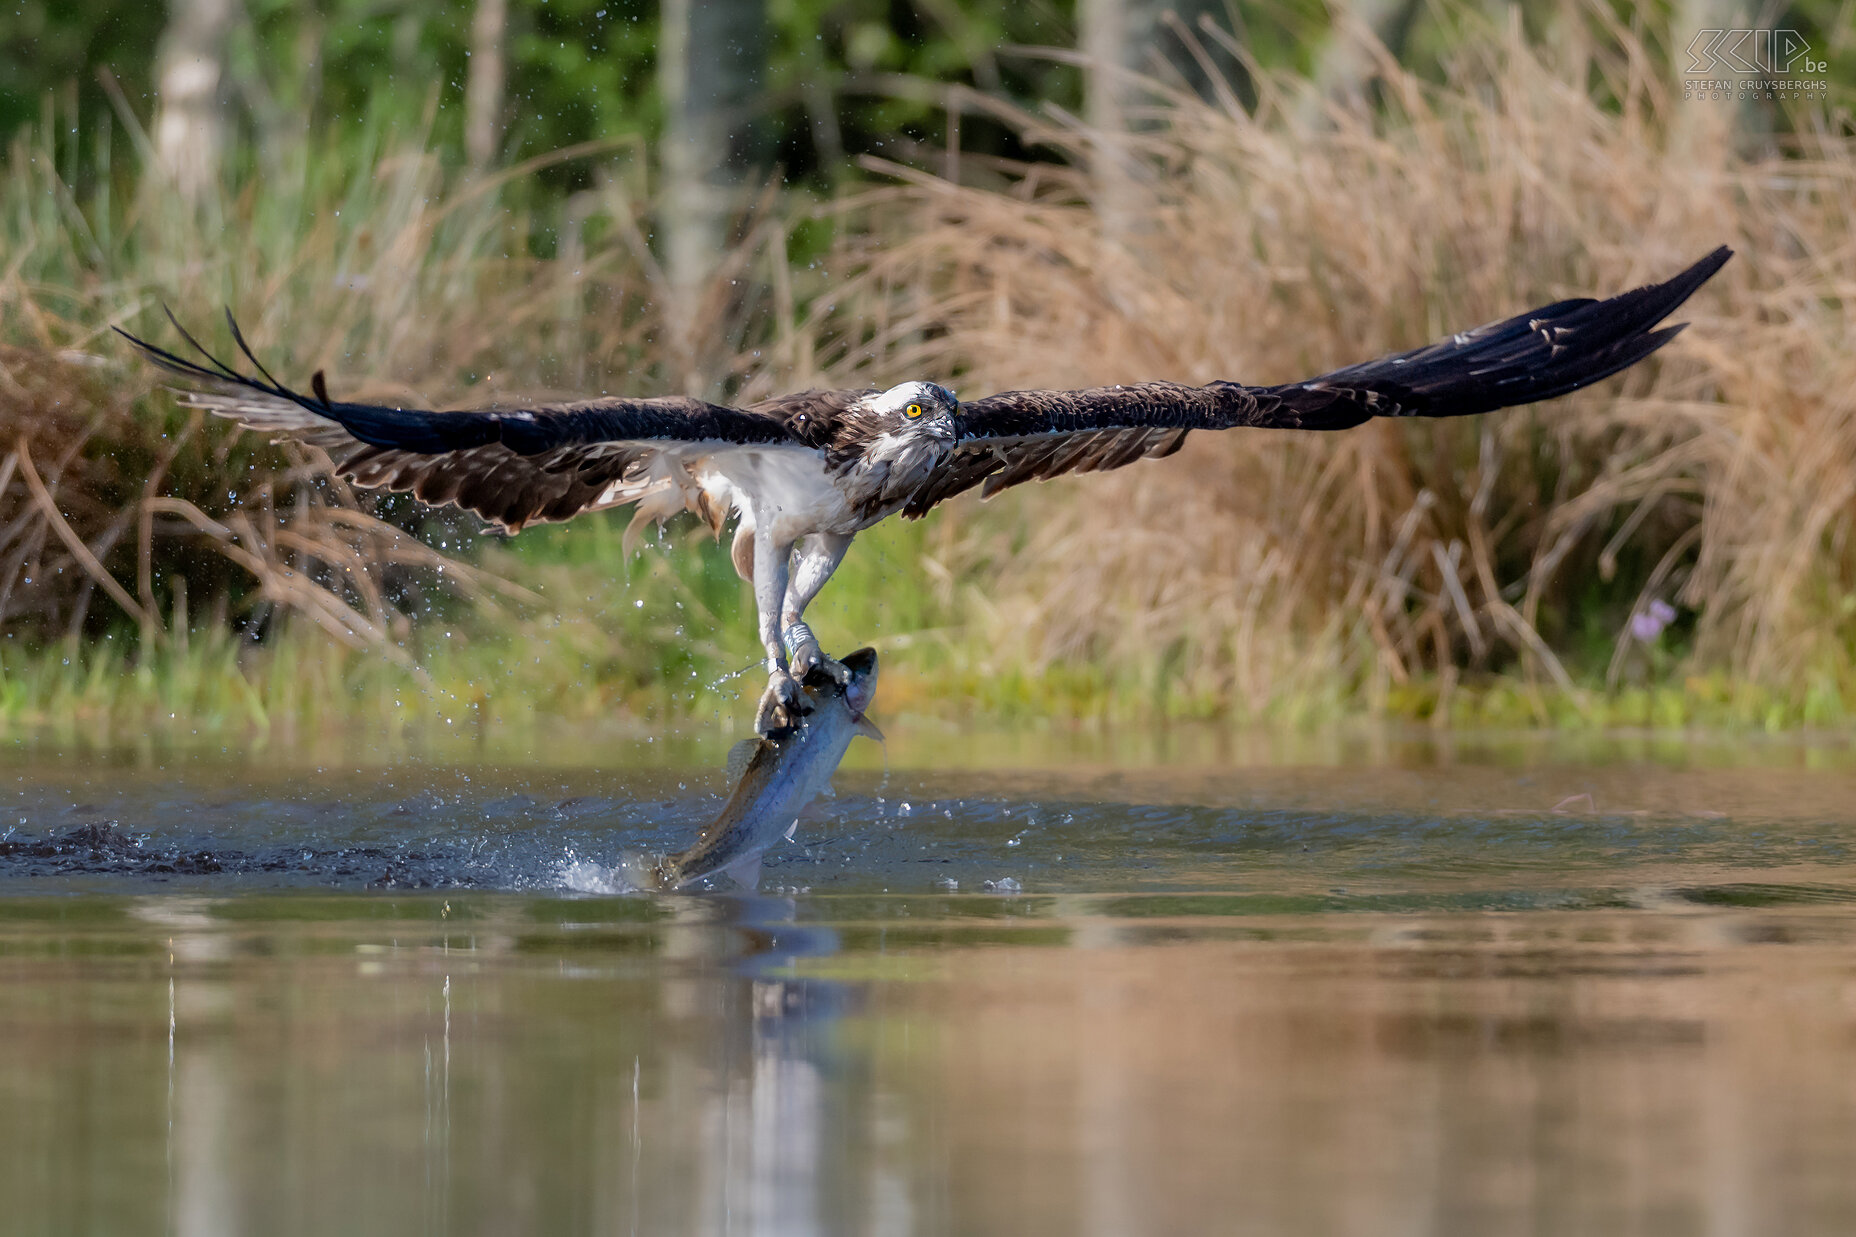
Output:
top-left (616, 850), bottom-right (678, 892)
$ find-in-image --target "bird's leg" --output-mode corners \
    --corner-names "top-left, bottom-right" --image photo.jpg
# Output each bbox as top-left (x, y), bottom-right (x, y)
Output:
top-left (781, 533), bottom-right (853, 686)
top-left (752, 528), bottom-right (805, 736)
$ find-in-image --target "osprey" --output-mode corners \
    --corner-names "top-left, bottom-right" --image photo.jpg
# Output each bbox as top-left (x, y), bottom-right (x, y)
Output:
top-left (120, 247), bottom-right (1729, 733)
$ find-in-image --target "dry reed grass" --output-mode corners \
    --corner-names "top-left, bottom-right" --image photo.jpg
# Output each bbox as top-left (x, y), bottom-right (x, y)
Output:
top-left (0, 107), bottom-right (788, 667)
top-left (807, 13), bottom-right (1856, 722)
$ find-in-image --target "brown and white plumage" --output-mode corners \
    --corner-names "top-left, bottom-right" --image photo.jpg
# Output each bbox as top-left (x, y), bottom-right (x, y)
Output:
top-left (118, 246), bottom-right (1730, 731)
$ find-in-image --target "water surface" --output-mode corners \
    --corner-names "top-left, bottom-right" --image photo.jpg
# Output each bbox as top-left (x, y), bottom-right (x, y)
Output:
top-left (4, 729), bottom-right (1856, 1234)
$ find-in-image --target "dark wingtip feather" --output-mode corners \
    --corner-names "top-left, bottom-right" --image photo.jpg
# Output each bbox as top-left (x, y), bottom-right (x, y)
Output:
top-left (1264, 246), bottom-right (1733, 427)
top-left (1578, 245), bottom-right (1732, 345)
top-left (1679, 245), bottom-right (1734, 293)
top-left (114, 321), bottom-right (244, 389)
top-left (116, 311), bottom-right (306, 409)
top-left (115, 311), bottom-right (473, 451)
top-left (223, 308), bottom-right (290, 394)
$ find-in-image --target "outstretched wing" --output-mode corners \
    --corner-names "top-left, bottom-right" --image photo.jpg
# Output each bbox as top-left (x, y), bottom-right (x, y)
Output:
top-left (902, 246), bottom-right (1731, 517)
top-left (117, 315), bottom-right (809, 532)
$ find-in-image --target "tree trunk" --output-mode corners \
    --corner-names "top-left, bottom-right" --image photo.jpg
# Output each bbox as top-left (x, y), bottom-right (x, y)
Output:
top-left (1296, 0), bottom-right (1416, 127)
top-left (465, 0), bottom-right (509, 169)
top-left (1081, 0), bottom-right (1228, 125)
top-left (152, 0), bottom-right (239, 203)
top-left (1080, 0), bottom-right (1225, 240)
top-left (658, 0), bottom-right (767, 393)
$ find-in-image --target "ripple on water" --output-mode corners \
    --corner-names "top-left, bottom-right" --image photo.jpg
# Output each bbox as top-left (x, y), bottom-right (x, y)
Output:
top-left (0, 763), bottom-right (1853, 908)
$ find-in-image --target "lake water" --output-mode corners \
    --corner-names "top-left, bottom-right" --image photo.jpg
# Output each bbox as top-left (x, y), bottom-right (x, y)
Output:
top-left (5, 728), bottom-right (1856, 1235)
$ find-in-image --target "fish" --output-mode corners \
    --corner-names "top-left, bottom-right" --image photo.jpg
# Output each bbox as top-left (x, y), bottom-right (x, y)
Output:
top-left (626, 647), bottom-right (881, 892)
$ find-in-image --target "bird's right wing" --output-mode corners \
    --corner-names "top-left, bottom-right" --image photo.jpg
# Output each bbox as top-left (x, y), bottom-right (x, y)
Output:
top-left (118, 316), bottom-right (805, 532)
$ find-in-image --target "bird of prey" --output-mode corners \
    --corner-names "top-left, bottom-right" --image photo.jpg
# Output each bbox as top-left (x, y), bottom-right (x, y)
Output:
top-left (120, 246), bottom-right (1730, 733)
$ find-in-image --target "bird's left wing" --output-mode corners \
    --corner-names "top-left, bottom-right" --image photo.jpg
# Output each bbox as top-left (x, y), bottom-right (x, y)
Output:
top-left (901, 246), bottom-right (1730, 517)
top-left (117, 316), bottom-right (803, 532)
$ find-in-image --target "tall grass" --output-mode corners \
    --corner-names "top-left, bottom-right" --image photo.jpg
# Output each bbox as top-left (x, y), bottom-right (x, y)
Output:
top-left (0, 99), bottom-right (789, 697)
top-left (2, 11), bottom-right (1853, 738)
top-left (809, 13), bottom-right (1856, 727)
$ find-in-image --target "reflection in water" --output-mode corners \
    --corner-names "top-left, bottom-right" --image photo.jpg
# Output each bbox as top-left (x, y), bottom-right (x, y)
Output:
top-left (173, 1009), bottom-right (235, 1237)
top-left (8, 895), bottom-right (1856, 1234)
top-left (137, 899), bottom-right (236, 1237)
top-left (425, 973), bottom-right (450, 1237)
top-left (668, 895), bottom-right (845, 1236)
top-left (737, 899), bottom-right (834, 1237)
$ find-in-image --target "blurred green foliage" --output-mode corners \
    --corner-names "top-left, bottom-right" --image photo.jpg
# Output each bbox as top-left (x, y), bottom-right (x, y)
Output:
top-left (3, 0), bottom-right (1089, 198)
top-left (5, 0), bottom-right (1845, 208)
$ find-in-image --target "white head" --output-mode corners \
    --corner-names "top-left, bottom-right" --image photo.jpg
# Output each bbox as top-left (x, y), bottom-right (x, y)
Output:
top-left (869, 381), bottom-right (958, 439)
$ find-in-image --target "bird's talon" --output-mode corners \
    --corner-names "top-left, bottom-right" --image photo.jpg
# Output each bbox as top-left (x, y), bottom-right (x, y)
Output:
top-left (754, 667), bottom-right (809, 737)
top-left (782, 621), bottom-right (849, 686)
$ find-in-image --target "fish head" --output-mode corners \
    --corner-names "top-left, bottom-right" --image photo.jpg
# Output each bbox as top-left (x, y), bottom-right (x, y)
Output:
top-left (839, 647), bottom-right (879, 717)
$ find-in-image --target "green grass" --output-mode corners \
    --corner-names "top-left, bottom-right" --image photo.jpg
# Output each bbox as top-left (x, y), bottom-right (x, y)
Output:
top-left (4, 505), bottom-right (1846, 746)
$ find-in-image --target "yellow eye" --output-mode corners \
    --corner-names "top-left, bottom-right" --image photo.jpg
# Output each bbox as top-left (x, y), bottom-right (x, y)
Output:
top-left (905, 403), bottom-right (923, 418)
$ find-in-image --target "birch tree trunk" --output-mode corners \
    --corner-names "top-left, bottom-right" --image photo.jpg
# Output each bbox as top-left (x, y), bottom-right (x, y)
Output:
top-left (1081, 0), bottom-right (1228, 127)
top-left (1296, 0), bottom-right (1415, 127)
top-left (658, 0), bottom-right (767, 393)
top-left (152, 0), bottom-right (238, 203)
top-left (1080, 0), bottom-right (1224, 241)
top-left (465, 0), bottom-right (509, 169)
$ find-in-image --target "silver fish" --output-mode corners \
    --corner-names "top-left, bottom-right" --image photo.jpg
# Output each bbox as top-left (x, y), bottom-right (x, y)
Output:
top-left (629, 647), bottom-right (881, 892)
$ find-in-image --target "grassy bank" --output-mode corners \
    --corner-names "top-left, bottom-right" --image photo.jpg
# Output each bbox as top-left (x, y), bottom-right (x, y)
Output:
top-left (3, 508), bottom-right (1846, 743)
top-left (2, 10), bottom-right (1853, 739)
